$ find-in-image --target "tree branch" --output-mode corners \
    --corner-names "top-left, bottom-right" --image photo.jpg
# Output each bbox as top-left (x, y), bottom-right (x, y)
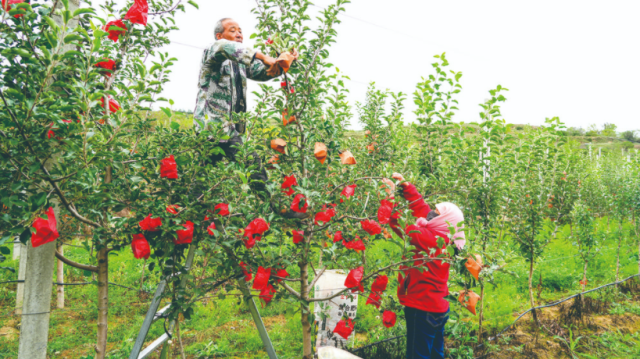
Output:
top-left (307, 257), bottom-right (439, 302)
top-left (55, 249), bottom-right (98, 273)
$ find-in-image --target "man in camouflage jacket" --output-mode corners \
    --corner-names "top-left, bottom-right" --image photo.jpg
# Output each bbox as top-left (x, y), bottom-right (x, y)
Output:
top-left (194, 18), bottom-right (296, 147)
top-left (193, 18), bottom-right (296, 195)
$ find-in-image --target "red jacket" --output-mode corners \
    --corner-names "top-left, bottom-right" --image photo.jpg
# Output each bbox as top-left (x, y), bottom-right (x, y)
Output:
top-left (396, 183), bottom-right (450, 313)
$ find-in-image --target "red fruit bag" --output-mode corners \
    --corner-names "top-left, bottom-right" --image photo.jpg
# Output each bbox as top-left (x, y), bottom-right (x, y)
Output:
top-left (333, 318), bottom-right (354, 339)
top-left (252, 266), bottom-right (271, 291)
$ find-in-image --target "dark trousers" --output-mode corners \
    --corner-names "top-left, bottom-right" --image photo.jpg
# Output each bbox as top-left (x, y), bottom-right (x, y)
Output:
top-left (405, 307), bottom-right (449, 359)
top-left (210, 136), bottom-right (268, 195)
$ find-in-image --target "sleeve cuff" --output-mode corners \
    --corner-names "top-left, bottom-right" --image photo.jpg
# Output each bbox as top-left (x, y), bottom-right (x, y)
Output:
top-left (241, 47), bottom-right (257, 67)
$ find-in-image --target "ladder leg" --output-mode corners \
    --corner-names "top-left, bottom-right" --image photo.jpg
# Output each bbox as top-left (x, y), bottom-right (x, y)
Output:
top-left (130, 244), bottom-right (198, 358)
top-left (238, 280), bottom-right (278, 359)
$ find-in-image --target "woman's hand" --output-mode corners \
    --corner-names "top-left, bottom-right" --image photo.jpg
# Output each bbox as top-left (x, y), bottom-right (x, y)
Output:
top-left (392, 172), bottom-right (409, 187)
top-left (392, 172), bottom-right (405, 182)
top-left (381, 178), bottom-right (395, 195)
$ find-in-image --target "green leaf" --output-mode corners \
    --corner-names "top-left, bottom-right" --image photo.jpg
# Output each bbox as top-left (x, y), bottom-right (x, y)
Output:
top-left (62, 50), bottom-right (84, 59)
top-left (160, 107), bottom-right (172, 118)
top-left (43, 16), bottom-right (59, 30)
top-left (170, 121), bottom-right (180, 131)
top-left (447, 245), bottom-right (455, 257)
top-left (19, 228), bottom-right (30, 245)
top-left (31, 192), bottom-right (48, 208)
top-left (15, 3), bottom-right (31, 11)
top-left (187, 0), bottom-right (199, 9)
top-left (8, 9), bottom-right (25, 17)
top-left (64, 34), bottom-right (83, 44)
top-left (0, 247), bottom-right (10, 255)
top-left (175, 156), bottom-right (190, 166)
top-left (72, 8), bottom-right (95, 17)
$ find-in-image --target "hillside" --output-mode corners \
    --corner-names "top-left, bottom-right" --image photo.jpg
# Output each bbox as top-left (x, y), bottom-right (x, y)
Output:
top-left (148, 111), bottom-right (639, 150)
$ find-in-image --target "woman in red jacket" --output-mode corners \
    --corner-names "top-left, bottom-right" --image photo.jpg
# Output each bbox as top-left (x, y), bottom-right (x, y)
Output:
top-left (392, 173), bottom-right (466, 359)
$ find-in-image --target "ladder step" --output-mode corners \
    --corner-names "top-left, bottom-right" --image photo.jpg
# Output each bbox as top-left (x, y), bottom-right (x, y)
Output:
top-left (138, 333), bottom-right (170, 359)
top-left (152, 304), bottom-right (171, 323)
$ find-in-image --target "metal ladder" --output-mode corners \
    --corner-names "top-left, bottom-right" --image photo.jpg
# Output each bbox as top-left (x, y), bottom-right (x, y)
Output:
top-left (128, 244), bottom-right (278, 359)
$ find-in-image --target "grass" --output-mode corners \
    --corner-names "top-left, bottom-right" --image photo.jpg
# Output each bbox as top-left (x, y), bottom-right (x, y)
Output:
top-left (1, 216), bottom-right (639, 358)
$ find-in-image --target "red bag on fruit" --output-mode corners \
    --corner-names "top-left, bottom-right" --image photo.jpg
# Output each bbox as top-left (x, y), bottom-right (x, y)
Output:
top-left (371, 275), bottom-right (389, 293)
top-left (292, 230), bottom-right (304, 244)
top-left (275, 269), bottom-right (289, 283)
top-left (160, 155), bottom-right (178, 179)
top-left (343, 239), bottom-right (366, 252)
top-left (131, 234), bottom-right (150, 259)
top-left (290, 194), bottom-right (308, 213)
top-left (103, 19), bottom-right (127, 42)
top-left (139, 214), bottom-right (162, 231)
top-left (240, 262), bottom-right (252, 282)
top-left (260, 284), bottom-right (277, 306)
top-left (243, 218), bottom-right (270, 249)
top-left (213, 203), bottom-right (229, 216)
top-left (207, 222), bottom-right (216, 235)
top-left (252, 266), bottom-right (271, 291)
top-left (361, 219), bottom-right (382, 236)
top-left (377, 200), bottom-right (394, 225)
top-left (31, 207), bottom-right (59, 248)
top-left (281, 175), bottom-right (297, 196)
top-left (341, 184), bottom-right (357, 200)
top-left (366, 291), bottom-right (381, 308)
top-left (125, 0), bottom-right (148, 26)
top-left (333, 318), bottom-right (354, 339)
top-left (344, 266), bottom-right (364, 291)
top-left (382, 310), bottom-right (397, 328)
top-left (174, 221), bottom-right (194, 245)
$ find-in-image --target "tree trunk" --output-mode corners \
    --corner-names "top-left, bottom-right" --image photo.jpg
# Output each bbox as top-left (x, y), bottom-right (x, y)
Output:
top-left (299, 259), bottom-right (313, 359)
top-left (56, 244), bottom-right (64, 309)
top-left (478, 283), bottom-right (485, 344)
top-left (570, 223), bottom-right (573, 238)
top-left (582, 260), bottom-right (588, 292)
top-left (139, 258), bottom-right (147, 294)
top-left (95, 247), bottom-right (109, 359)
top-left (616, 222), bottom-right (622, 282)
top-left (528, 259), bottom-right (538, 324)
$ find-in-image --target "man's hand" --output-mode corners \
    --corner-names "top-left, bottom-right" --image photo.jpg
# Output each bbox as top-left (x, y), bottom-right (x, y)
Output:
top-left (291, 48), bottom-right (299, 60)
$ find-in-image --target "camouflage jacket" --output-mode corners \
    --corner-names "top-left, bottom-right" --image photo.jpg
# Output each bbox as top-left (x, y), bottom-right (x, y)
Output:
top-left (193, 39), bottom-right (274, 138)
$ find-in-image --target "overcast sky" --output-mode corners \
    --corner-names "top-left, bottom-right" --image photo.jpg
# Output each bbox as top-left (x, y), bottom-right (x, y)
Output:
top-left (101, 1), bottom-right (640, 132)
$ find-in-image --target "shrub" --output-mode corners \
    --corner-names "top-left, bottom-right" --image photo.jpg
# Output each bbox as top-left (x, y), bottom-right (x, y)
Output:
top-left (566, 127), bottom-right (585, 136)
top-left (602, 123), bottom-right (618, 137)
top-left (621, 142), bottom-right (635, 150)
top-left (621, 130), bottom-right (638, 143)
